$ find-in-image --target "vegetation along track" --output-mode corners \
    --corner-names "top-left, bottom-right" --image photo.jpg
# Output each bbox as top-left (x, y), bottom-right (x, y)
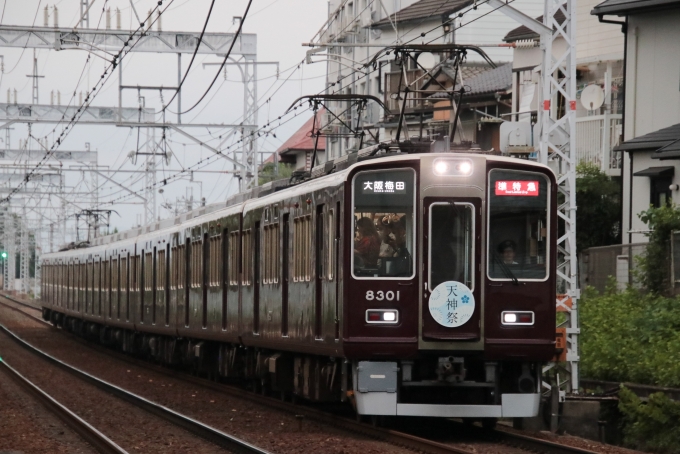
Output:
top-left (0, 295), bottom-right (602, 454)
top-left (0, 305), bottom-right (270, 454)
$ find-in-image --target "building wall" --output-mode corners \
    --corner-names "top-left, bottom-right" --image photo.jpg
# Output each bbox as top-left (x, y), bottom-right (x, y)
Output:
top-left (577, 0), bottom-right (624, 63)
top-left (622, 10), bottom-right (680, 243)
top-left (455, 0), bottom-right (543, 63)
top-left (626, 12), bottom-right (680, 140)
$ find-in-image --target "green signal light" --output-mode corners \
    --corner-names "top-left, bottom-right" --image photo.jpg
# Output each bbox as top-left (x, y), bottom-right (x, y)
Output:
top-left (0, 252), bottom-right (6, 259)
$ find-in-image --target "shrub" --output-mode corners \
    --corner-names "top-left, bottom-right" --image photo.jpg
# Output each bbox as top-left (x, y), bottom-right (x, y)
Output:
top-left (618, 386), bottom-right (680, 453)
top-left (580, 286), bottom-right (680, 387)
top-left (637, 205), bottom-right (680, 294)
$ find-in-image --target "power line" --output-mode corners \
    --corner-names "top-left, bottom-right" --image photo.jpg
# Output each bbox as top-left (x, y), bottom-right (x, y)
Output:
top-left (179, 0), bottom-right (253, 115)
top-left (162, 0), bottom-right (216, 113)
top-left (1, 0), bottom-right (173, 203)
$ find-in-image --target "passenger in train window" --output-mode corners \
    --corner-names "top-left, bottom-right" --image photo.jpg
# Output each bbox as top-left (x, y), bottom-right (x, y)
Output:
top-left (376, 219), bottom-right (395, 259)
top-left (498, 239), bottom-right (519, 265)
top-left (389, 216), bottom-right (412, 276)
top-left (354, 217), bottom-right (380, 268)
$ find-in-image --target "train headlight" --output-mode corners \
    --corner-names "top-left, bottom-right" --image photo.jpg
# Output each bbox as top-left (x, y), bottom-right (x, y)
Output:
top-left (432, 158), bottom-right (473, 177)
top-left (501, 311), bottom-right (534, 325)
top-left (366, 309), bottom-right (399, 324)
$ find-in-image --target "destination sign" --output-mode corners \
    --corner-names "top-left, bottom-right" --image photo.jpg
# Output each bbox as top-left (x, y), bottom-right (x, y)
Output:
top-left (495, 180), bottom-right (539, 196)
top-left (361, 180), bottom-right (407, 195)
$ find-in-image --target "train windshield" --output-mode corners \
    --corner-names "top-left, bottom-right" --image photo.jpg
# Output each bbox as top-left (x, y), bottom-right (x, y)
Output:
top-left (487, 169), bottom-right (549, 281)
top-left (352, 168), bottom-right (415, 279)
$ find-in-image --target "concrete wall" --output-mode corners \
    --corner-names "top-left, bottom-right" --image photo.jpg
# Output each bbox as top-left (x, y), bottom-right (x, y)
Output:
top-left (622, 10), bottom-right (680, 244)
top-left (577, 0), bottom-right (624, 63)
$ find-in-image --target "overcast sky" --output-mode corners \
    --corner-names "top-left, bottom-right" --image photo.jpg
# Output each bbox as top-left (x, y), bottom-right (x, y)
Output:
top-left (1, 0), bottom-right (327, 240)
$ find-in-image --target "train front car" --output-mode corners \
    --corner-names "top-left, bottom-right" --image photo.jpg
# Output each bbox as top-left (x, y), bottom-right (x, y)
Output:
top-left (345, 154), bottom-right (556, 419)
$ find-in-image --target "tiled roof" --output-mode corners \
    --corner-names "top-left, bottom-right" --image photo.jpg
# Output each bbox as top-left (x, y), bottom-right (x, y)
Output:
top-left (373, 0), bottom-right (472, 27)
top-left (276, 110), bottom-right (326, 155)
top-left (615, 123), bottom-right (680, 153)
top-left (592, 0), bottom-right (680, 16)
top-left (503, 10), bottom-right (566, 42)
top-left (431, 62), bottom-right (511, 98)
top-left (441, 62), bottom-right (491, 82)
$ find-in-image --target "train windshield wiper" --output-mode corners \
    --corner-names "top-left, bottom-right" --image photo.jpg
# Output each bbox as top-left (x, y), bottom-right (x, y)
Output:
top-left (494, 253), bottom-right (519, 285)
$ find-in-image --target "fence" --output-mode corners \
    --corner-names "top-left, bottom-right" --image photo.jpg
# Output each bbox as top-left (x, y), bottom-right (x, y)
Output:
top-left (575, 114), bottom-right (622, 176)
top-left (579, 243), bottom-right (646, 293)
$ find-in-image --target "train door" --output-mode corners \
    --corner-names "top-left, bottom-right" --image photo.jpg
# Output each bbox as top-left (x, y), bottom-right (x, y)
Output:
top-left (333, 201), bottom-right (340, 340)
top-left (422, 197), bottom-right (481, 341)
top-left (281, 214), bottom-right (289, 336)
top-left (202, 232), bottom-right (209, 329)
top-left (315, 204), bottom-right (324, 339)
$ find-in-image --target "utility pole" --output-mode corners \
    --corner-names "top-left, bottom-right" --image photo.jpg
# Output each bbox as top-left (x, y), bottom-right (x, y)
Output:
top-left (26, 49), bottom-right (44, 105)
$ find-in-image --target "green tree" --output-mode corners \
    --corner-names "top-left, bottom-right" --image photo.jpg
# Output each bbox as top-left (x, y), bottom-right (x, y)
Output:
top-left (575, 162), bottom-right (620, 252)
top-left (258, 162), bottom-right (294, 185)
top-left (637, 204), bottom-right (680, 294)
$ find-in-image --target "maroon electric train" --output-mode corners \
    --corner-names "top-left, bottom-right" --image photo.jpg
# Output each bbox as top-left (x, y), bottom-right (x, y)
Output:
top-left (41, 149), bottom-right (556, 419)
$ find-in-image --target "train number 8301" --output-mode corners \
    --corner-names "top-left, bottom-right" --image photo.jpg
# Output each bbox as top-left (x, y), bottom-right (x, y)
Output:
top-left (365, 290), bottom-right (400, 301)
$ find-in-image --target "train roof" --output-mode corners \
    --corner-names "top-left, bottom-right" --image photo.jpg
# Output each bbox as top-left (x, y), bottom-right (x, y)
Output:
top-left (42, 151), bottom-right (551, 262)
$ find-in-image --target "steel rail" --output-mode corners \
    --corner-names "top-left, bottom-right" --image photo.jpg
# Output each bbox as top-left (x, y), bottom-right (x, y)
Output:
top-left (0, 318), bottom-right (270, 454)
top-left (0, 297), bottom-right (601, 454)
top-left (0, 358), bottom-right (128, 454)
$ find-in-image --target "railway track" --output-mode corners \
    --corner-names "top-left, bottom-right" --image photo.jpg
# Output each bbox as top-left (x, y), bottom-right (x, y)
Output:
top-left (0, 295), bottom-right (604, 454)
top-left (0, 357), bottom-right (127, 454)
top-left (0, 307), bottom-right (270, 454)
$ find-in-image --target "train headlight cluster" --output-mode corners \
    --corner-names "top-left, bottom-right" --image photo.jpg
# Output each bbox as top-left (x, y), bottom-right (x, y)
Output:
top-left (366, 309), bottom-right (399, 324)
top-left (432, 158), bottom-right (473, 177)
top-left (501, 311), bottom-right (534, 325)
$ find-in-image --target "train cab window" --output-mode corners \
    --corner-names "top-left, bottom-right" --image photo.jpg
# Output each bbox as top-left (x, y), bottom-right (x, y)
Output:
top-left (487, 169), bottom-right (549, 281)
top-left (428, 203), bottom-right (474, 291)
top-left (352, 168), bottom-right (415, 278)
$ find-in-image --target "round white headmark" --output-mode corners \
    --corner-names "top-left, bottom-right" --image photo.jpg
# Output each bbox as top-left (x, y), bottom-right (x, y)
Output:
top-left (428, 281), bottom-right (475, 328)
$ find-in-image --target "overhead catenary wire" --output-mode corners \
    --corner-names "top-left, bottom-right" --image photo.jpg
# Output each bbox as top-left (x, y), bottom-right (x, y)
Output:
top-left (1, 0), bottom-right (173, 204)
top-left (178, 0), bottom-right (253, 115)
top-left (64, 0), bottom-right (511, 215)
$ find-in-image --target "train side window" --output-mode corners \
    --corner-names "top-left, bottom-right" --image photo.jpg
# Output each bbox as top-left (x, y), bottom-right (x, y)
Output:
top-left (120, 256), bottom-right (127, 320)
top-left (209, 235), bottom-right (221, 287)
top-left (229, 232), bottom-right (239, 285)
top-left (191, 240), bottom-right (201, 288)
top-left (263, 223), bottom-right (280, 284)
top-left (176, 245), bottom-right (185, 289)
top-left (352, 168), bottom-right (416, 279)
top-left (293, 215), bottom-right (312, 282)
top-left (157, 249), bottom-right (166, 291)
top-left (241, 229), bottom-right (252, 285)
top-left (145, 252), bottom-right (153, 291)
top-left (328, 209), bottom-right (335, 280)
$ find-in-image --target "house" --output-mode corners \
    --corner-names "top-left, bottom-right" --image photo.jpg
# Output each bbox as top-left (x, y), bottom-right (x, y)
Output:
top-left (271, 109), bottom-right (326, 171)
top-left (502, 0), bottom-right (624, 175)
top-left (311, 0), bottom-right (543, 161)
top-left (591, 0), bottom-right (680, 244)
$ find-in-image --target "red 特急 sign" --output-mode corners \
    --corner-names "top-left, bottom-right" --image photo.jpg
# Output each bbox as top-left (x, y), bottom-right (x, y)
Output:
top-left (495, 181), bottom-right (539, 196)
